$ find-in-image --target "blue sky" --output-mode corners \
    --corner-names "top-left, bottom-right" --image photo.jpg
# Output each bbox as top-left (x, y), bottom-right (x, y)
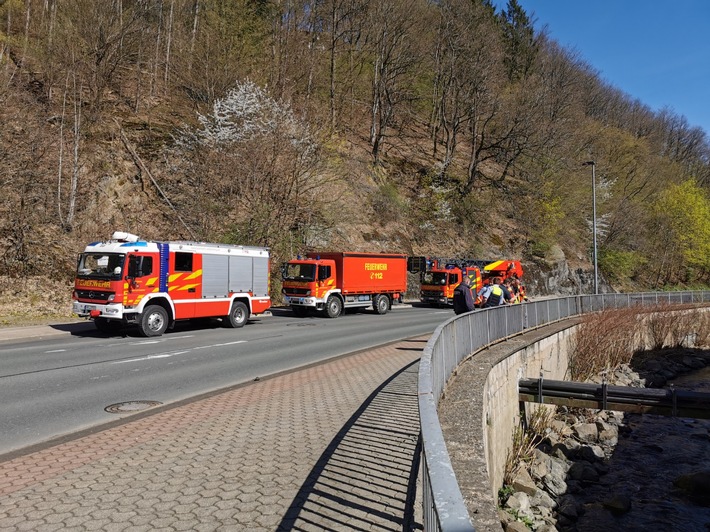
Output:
top-left (497, 1), bottom-right (710, 135)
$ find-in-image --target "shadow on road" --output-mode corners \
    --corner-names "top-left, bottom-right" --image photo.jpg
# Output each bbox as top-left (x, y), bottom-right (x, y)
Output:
top-left (277, 358), bottom-right (424, 531)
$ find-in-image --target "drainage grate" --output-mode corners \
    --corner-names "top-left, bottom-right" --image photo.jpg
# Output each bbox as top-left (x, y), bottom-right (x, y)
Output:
top-left (105, 400), bottom-right (162, 414)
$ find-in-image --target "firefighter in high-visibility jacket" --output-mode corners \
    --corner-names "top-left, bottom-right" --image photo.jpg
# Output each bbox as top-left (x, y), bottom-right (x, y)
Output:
top-left (504, 277), bottom-right (522, 303)
top-left (479, 277), bottom-right (513, 307)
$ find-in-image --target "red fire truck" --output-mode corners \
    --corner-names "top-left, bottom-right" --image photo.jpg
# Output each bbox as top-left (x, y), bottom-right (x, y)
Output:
top-left (281, 252), bottom-right (407, 318)
top-left (72, 231), bottom-right (271, 336)
top-left (420, 259), bottom-right (483, 307)
top-left (482, 260), bottom-right (524, 283)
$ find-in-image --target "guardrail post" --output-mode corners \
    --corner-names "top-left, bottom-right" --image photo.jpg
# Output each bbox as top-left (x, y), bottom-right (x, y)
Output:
top-left (537, 371), bottom-right (544, 404)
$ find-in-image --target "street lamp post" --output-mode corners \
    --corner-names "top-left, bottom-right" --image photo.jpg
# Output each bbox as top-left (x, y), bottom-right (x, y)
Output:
top-left (583, 161), bottom-right (599, 295)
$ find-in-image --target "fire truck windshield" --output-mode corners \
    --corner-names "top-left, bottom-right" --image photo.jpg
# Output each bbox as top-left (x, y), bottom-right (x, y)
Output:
top-left (423, 272), bottom-right (448, 285)
top-left (282, 263), bottom-right (316, 282)
top-left (77, 253), bottom-right (126, 280)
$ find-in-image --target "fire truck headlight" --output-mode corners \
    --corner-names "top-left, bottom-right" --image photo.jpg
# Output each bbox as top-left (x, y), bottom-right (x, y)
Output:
top-left (72, 290), bottom-right (78, 300)
top-left (105, 308), bottom-right (119, 315)
top-left (107, 294), bottom-right (115, 302)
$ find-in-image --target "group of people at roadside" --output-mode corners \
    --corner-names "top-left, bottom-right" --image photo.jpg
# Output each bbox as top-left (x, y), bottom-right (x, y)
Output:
top-left (452, 274), bottom-right (527, 315)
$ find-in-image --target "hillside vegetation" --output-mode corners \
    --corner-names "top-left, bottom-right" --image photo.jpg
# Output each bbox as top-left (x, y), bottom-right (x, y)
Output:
top-left (1, 0), bottom-right (709, 317)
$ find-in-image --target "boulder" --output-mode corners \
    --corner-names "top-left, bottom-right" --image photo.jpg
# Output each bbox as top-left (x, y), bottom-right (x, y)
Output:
top-left (511, 468), bottom-right (538, 497)
top-left (505, 491), bottom-right (531, 513)
top-left (542, 472), bottom-right (567, 498)
top-left (572, 422), bottom-right (598, 443)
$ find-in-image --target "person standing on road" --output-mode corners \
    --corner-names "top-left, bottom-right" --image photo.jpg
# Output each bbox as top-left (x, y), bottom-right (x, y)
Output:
top-left (452, 275), bottom-right (476, 315)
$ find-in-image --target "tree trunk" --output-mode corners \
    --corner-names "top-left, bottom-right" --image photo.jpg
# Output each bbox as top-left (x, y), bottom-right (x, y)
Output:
top-left (67, 73), bottom-right (82, 229)
top-left (164, 0), bottom-right (174, 89)
top-left (56, 75), bottom-right (68, 226)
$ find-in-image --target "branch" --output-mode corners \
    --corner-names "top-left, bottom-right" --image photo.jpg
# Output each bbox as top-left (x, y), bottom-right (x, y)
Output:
top-left (114, 119), bottom-right (197, 240)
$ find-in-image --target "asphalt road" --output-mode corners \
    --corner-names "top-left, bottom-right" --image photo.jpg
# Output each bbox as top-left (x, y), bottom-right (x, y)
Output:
top-left (0, 304), bottom-right (450, 456)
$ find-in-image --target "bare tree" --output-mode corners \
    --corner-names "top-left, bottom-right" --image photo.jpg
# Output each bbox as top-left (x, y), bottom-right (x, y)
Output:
top-left (56, 67), bottom-right (82, 230)
top-left (365, 0), bottom-right (422, 164)
top-left (322, 0), bottom-right (368, 131)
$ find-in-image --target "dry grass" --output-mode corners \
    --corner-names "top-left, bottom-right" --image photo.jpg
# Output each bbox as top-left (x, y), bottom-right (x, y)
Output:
top-left (696, 311), bottom-right (710, 347)
top-left (503, 406), bottom-right (555, 486)
top-left (570, 304), bottom-right (710, 381)
top-left (569, 307), bottom-right (640, 381)
top-left (0, 276), bottom-right (76, 327)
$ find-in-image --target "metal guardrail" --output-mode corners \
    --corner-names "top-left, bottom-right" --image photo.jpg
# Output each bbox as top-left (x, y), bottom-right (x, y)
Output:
top-left (417, 290), bottom-right (710, 531)
top-left (519, 377), bottom-right (710, 419)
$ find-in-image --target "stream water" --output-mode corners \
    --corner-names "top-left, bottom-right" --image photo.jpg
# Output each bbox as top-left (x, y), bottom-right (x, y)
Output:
top-left (568, 367), bottom-right (710, 532)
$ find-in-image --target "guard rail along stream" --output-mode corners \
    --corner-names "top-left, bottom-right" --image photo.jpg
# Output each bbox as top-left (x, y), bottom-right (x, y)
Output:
top-left (417, 291), bottom-right (710, 531)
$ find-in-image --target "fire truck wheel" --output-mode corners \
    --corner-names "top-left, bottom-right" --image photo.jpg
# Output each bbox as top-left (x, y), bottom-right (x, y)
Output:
top-left (374, 294), bottom-right (390, 315)
top-left (225, 301), bottom-right (249, 328)
top-left (325, 296), bottom-right (342, 318)
top-left (139, 305), bottom-right (169, 337)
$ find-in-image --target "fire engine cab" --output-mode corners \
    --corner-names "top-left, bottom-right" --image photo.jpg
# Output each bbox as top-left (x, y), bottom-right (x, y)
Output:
top-left (72, 231), bottom-right (271, 336)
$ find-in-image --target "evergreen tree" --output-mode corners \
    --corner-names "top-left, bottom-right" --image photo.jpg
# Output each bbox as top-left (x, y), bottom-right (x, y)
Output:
top-left (499, 0), bottom-right (538, 82)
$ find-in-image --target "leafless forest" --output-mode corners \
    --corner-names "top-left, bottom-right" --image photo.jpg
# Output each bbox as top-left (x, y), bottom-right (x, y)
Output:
top-left (1, 0), bottom-right (709, 295)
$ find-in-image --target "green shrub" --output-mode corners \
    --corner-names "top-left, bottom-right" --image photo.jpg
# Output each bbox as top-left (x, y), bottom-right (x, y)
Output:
top-left (598, 248), bottom-right (643, 282)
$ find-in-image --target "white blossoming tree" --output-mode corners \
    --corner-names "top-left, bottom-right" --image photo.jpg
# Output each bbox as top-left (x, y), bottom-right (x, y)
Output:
top-left (174, 80), bottom-right (331, 256)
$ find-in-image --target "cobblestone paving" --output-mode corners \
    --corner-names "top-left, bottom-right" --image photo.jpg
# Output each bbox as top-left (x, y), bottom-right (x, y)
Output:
top-left (0, 337), bottom-right (427, 531)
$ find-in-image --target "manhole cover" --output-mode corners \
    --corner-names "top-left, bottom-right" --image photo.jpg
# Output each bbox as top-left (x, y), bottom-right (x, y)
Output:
top-left (105, 400), bottom-right (162, 414)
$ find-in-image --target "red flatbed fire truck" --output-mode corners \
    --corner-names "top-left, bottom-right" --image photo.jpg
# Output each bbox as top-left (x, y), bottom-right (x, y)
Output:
top-left (282, 252), bottom-right (407, 318)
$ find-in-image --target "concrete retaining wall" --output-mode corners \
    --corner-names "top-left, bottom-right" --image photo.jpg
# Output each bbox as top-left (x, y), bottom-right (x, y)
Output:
top-left (483, 326), bottom-right (575, 499)
top-left (424, 293), bottom-right (710, 531)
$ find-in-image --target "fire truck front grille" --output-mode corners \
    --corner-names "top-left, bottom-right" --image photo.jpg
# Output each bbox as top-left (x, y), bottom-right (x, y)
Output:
top-left (286, 288), bottom-right (310, 296)
top-left (421, 290), bottom-right (441, 297)
top-left (76, 290), bottom-right (113, 302)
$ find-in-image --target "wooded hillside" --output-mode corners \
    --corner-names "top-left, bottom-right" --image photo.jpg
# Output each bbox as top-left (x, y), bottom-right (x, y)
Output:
top-left (1, 0), bottom-right (709, 305)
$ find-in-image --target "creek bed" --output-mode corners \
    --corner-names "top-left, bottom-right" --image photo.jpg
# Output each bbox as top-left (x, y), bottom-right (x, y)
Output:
top-left (566, 366), bottom-right (710, 531)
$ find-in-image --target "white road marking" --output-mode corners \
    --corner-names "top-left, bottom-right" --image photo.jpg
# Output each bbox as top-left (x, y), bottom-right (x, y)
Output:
top-left (110, 341), bottom-right (244, 364)
top-left (45, 349), bottom-right (66, 353)
top-left (112, 353), bottom-right (180, 364)
top-left (212, 341), bottom-right (247, 347)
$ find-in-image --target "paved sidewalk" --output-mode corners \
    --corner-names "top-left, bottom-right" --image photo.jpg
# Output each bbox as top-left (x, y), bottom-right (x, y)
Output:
top-left (0, 337), bottom-right (427, 531)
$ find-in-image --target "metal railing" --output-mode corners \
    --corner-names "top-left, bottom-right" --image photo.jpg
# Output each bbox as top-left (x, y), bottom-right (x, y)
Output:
top-left (519, 377), bottom-right (710, 419)
top-left (418, 290), bottom-right (710, 531)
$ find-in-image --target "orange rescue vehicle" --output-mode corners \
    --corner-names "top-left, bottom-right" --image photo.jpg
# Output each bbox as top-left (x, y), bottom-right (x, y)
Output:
top-left (282, 252), bottom-right (407, 318)
top-left (482, 260), bottom-right (524, 283)
top-left (72, 231), bottom-right (271, 336)
top-left (420, 261), bottom-right (482, 307)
